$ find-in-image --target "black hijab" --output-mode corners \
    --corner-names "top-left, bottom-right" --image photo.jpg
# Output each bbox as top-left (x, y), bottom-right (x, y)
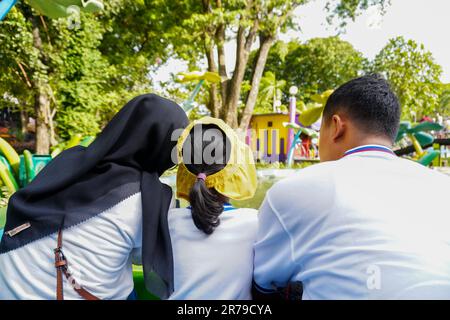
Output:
top-left (0, 94), bottom-right (188, 299)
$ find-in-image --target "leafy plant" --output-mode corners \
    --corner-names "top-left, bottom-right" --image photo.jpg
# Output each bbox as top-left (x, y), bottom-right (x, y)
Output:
top-left (372, 37), bottom-right (442, 119)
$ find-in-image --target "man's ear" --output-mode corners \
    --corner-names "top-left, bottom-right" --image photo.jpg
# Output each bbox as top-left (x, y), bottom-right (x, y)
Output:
top-left (331, 114), bottom-right (346, 142)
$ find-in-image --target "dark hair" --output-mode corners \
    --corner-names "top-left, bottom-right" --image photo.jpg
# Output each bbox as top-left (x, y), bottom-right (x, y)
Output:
top-left (323, 74), bottom-right (401, 142)
top-left (182, 124), bottom-right (231, 235)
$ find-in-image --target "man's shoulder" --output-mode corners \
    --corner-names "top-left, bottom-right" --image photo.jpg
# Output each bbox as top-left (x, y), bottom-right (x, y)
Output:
top-left (265, 162), bottom-right (337, 214)
top-left (393, 157), bottom-right (450, 183)
top-left (270, 162), bottom-right (336, 194)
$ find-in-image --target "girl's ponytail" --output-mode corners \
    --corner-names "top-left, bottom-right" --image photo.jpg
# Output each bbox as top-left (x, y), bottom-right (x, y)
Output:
top-left (183, 124), bottom-right (230, 235)
top-left (189, 174), bottom-right (224, 235)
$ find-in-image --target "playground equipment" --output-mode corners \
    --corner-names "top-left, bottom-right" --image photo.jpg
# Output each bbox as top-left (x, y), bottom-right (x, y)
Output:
top-left (0, 0), bottom-right (103, 22)
top-left (177, 71), bottom-right (221, 113)
top-left (0, 0), bottom-right (16, 21)
top-left (298, 90), bottom-right (333, 127)
top-left (0, 135), bottom-right (95, 194)
top-left (394, 121), bottom-right (447, 166)
top-left (283, 123), bottom-right (318, 166)
top-left (282, 90), bottom-right (332, 166)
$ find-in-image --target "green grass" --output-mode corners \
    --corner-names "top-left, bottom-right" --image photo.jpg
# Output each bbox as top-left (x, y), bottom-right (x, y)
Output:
top-left (231, 177), bottom-right (279, 209)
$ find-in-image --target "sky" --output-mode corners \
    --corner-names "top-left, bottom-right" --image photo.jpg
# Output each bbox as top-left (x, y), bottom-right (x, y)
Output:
top-left (153, 0), bottom-right (450, 84)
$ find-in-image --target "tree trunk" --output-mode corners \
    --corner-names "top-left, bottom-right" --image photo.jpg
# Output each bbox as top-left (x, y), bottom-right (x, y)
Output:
top-left (205, 39), bottom-right (220, 117)
top-left (34, 89), bottom-right (51, 155)
top-left (202, 0), bottom-right (221, 117)
top-left (223, 21), bottom-right (258, 128)
top-left (20, 110), bottom-right (28, 136)
top-left (31, 16), bottom-right (51, 155)
top-left (239, 35), bottom-right (274, 130)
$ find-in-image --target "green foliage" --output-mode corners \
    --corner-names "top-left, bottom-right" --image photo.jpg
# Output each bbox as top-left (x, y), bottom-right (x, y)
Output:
top-left (372, 37), bottom-right (443, 119)
top-left (251, 37), bottom-right (365, 103)
top-left (0, 1), bottom-right (160, 145)
top-left (0, 7), bottom-right (35, 113)
top-left (284, 37), bottom-right (366, 98)
top-left (56, 109), bottom-right (101, 139)
top-left (255, 71), bottom-right (286, 113)
top-left (438, 84), bottom-right (450, 117)
top-left (325, 0), bottom-right (391, 29)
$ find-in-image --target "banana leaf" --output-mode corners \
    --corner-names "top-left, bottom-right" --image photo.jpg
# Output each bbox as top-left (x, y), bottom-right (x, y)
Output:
top-left (178, 71), bottom-right (221, 83)
top-left (28, 0), bottom-right (103, 19)
top-left (283, 123), bottom-right (318, 138)
top-left (410, 122), bottom-right (444, 133)
top-left (310, 90), bottom-right (333, 105)
top-left (397, 121), bottom-right (411, 134)
top-left (202, 71), bottom-right (221, 83)
top-left (414, 132), bottom-right (434, 146)
top-left (418, 150), bottom-right (439, 166)
top-left (298, 105), bottom-right (324, 127)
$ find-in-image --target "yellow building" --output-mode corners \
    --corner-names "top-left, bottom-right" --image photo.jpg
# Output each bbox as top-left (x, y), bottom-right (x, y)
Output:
top-left (246, 113), bottom-right (299, 162)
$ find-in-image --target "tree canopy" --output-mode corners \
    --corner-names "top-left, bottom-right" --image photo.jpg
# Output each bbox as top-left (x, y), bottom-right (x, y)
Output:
top-left (256, 36), bottom-right (366, 103)
top-left (372, 36), bottom-right (443, 119)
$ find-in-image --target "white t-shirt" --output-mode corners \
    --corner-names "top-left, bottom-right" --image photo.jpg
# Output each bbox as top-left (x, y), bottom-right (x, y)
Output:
top-left (254, 145), bottom-right (450, 299)
top-left (168, 206), bottom-right (258, 300)
top-left (0, 192), bottom-right (143, 300)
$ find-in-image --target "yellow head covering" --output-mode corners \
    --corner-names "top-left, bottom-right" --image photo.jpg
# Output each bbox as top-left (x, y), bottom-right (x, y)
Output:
top-left (176, 117), bottom-right (257, 201)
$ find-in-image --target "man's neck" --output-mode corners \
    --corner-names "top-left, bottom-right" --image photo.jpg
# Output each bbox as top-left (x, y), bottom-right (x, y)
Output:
top-left (345, 137), bottom-right (393, 152)
top-left (337, 136), bottom-right (393, 160)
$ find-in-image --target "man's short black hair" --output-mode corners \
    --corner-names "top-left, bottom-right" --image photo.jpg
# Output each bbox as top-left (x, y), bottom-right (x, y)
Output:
top-left (323, 74), bottom-right (401, 142)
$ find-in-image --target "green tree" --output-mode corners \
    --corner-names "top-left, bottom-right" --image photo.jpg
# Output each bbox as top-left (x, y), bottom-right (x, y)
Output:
top-left (0, 4), bottom-right (55, 154)
top-left (283, 37), bottom-right (366, 98)
top-left (0, 4), bottom-right (111, 153)
top-left (437, 83), bottom-right (450, 117)
top-left (255, 71), bottom-right (286, 113)
top-left (247, 37), bottom-right (365, 108)
top-left (0, 1), bottom-right (164, 152)
top-left (372, 37), bottom-right (443, 119)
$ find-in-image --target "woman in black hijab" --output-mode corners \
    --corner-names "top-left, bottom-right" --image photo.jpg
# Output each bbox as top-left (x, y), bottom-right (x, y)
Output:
top-left (0, 94), bottom-right (188, 300)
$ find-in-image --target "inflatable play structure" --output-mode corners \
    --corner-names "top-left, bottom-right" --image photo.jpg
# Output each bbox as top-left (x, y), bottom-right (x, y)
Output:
top-left (0, 0), bottom-right (103, 22)
top-left (394, 121), bottom-right (448, 166)
top-left (177, 71), bottom-right (221, 113)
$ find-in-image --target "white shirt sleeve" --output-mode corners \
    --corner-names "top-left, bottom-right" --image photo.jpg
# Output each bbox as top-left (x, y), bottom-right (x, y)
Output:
top-left (131, 202), bottom-right (143, 264)
top-left (253, 194), bottom-right (297, 292)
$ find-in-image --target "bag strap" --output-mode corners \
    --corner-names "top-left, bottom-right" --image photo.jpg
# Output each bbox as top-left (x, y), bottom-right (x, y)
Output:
top-left (54, 228), bottom-right (100, 300)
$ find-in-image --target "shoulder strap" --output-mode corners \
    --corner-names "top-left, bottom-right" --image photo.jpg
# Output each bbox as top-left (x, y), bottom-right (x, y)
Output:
top-left (54, 228), bottom-right (100, 300)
